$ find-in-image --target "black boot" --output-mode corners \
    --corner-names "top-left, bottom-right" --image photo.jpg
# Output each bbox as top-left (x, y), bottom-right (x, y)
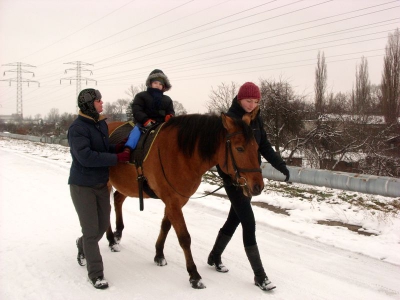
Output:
top-left (207, 231), bottom-right (231, 273)
top-left (245, 245), bottom-right (276, 291)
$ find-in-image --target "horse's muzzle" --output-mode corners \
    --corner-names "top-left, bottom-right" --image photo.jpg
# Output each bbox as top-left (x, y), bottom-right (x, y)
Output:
top-left (251, 183), bottom-right (263, 196)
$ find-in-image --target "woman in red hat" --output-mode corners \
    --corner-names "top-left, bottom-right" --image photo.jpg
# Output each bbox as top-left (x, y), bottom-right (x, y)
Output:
top-left (207, 82), bottom-right (290, 291)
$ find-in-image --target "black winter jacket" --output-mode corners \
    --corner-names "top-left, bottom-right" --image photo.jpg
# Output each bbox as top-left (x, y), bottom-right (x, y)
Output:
top-left (226, 96), bottom-right (285, 169)
top-left (132, 90), bottom-right (174, 124)
top-left (68, 112), bottom-right (118, 187)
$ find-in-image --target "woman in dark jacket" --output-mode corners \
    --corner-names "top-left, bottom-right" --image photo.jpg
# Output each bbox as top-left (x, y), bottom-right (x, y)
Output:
top-left (68, 88), bottom-right (129, 289)
top-left (124, 69), bottom-right (175, 151)
top-left (207, 82), bottom-right (290, 291)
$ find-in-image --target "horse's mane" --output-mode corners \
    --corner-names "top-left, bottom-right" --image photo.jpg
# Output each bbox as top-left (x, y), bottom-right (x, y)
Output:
top-left (162, 114), bottom-right (254, 161)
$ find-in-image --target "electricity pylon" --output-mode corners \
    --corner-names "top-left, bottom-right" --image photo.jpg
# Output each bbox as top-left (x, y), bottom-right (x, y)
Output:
top-left (1, 62), bottom-right (40, 119)
top-left (60, 61), bottom-right (97, 113)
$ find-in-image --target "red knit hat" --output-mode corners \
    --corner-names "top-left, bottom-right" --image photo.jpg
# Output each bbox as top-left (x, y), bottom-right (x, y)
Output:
top-left (237, 82), bottom-right (260, 100)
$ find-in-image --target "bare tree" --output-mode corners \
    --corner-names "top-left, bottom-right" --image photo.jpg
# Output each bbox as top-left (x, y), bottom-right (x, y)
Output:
top-left (314, 51), bottom-right (327, 114)
top-left (206, 82), bottom-right (238, 113)
top-left (103, 102), bottom-right (117, 120)
top-left (173, 101), bottom-right (187, 116)
top-left (112, 99), bottom-right (129, 121)
top-left (381, 28), bottom-right (400, 125)
top-left (260, 78), bottom-right (306, 156)
top-left (46, 108), bottom-right (60, 123)
top-left (326, 92), bottom-right (351, 114)
top-left (369, 84), bottom-right (382, 115)
top-left (353, 56), bottom-right (371, 115)
top-left (125, 84), bottom-right (146, 100)
top-left (125, 84), bottom-right (146, 120)
top-left (359, 123), bottom-right (400, 177)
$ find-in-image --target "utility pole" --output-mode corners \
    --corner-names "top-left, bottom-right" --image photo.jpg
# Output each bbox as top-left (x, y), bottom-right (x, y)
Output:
top-left (60, 61), bottom-right (97, 113)
top-left (1, 62), bottom-right (40, 119)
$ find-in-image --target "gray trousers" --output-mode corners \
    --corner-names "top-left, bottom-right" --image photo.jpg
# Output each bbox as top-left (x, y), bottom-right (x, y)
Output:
top-left (70, 183), bottom-right (111, 279)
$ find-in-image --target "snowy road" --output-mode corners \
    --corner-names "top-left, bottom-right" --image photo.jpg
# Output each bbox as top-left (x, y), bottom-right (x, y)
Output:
top-left (0, 147), bottom-right (399, 300)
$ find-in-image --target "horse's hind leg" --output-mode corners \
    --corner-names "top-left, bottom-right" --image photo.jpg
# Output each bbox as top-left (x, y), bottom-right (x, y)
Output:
top-left (166, 206), bottom-right (205, 289)
top-left (106, 189), bottom-right (127, 252)
top-left (154, 210), bottom-right (172, 266)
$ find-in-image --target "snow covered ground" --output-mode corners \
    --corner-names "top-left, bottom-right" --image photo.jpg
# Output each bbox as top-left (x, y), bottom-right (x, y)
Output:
top-left (0, 136), bottom-right (399, 300)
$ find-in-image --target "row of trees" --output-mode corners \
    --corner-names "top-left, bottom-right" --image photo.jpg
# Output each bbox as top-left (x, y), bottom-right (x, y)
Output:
top-left (0, 82), bottom-right (189, 136)
top-left (206, 30), bottom-right (400, 177)
top-left (314, 29), bottom-right (400, 123)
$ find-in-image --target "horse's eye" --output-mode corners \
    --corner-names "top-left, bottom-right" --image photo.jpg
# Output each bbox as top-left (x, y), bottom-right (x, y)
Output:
top-left (236, 147), bottom-right (244, 152)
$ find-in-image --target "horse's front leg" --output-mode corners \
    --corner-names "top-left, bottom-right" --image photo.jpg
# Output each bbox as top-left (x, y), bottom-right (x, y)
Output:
top-left (154, 209), bottom-right (172, 266)
top-left (167, 206), bottom-right (205, 289)
top-left (107, 190), bottom-right (127, 252)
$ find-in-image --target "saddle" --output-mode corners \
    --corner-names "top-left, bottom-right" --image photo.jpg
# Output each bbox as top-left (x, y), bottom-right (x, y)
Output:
top-left (109, 122), bottom-right (164, 210)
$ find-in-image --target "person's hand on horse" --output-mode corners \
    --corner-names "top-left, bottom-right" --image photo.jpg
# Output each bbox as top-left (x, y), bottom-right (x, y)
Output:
top-left (144, 119), bottom-right (156, 127)
top-left (117, 150), bottom-right (130, 163)
top-left (115, 138), bottom-right (128, 153)
top-left (277, 163), bottom-right (290, 182)
top-left (165, 114), bottom-right (174, 122)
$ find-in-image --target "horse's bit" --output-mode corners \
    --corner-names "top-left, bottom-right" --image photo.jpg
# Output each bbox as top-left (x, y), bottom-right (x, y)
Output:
top-left (224, 131), bottom-right (262, 188)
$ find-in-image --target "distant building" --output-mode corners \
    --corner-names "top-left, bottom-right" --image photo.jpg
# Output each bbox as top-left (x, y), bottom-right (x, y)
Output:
top-left (0, 114), bottom-right (22, 123)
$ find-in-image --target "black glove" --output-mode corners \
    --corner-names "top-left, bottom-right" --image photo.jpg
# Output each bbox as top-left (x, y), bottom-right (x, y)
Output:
top-left (276, 163), bottom-right (290, 182)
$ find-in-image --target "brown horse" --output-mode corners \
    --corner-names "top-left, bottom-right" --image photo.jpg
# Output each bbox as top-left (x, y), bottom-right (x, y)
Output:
top-left (107, 113), bottom-right (264, 289)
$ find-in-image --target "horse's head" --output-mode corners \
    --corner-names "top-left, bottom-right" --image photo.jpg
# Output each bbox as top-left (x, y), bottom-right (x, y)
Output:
top-left (219, 113), bottom-right (264, 197)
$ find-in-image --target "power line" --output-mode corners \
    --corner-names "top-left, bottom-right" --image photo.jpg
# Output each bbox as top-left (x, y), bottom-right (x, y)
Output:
top-left (38, 0), bottom-right (196, 67)
top-left (72, 0), bottom-right (236, 62)
top-left (21, 0), bottom-right (138, 61)
top-left (93, 0), bottom-right (283, 64)
top-left (93, 1), bottom-right (396, 72)
top-left (91, 18), bottom-right (396, 81)
top-left (95, 28), bottom-right (394, 83)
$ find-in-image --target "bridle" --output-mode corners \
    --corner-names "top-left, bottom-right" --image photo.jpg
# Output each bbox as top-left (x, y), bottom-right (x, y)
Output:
top-left (224, 131), bottom-right (261, 189)
top-left (158, 130), bottom-right (261, 199)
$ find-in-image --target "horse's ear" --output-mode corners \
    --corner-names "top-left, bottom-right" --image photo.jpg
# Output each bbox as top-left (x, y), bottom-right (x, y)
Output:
top-left (221, 113), bottom-right (234, 130)
top-left (242, 106), bottom-right (259, 125)
top-left (251, 106), bottom-right (259, 120)
top-left (242, 113), bottom-right (251, 125)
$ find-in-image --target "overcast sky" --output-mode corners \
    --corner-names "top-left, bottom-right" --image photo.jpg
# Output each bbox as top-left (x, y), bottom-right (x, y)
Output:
top-left (0, 0), bottom-right (399, 118)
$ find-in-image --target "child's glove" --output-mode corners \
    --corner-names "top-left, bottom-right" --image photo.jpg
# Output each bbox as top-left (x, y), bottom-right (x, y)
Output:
top-left (165, 114), bottom-right (174, 122)
top-left (143, 119), bottom-right (155, 127)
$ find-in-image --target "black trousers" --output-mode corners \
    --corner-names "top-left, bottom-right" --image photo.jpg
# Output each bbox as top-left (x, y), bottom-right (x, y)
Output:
top-left (70, 183), bottom-right (111, 279)
top-left (220, 183), bottom-right (257, 247)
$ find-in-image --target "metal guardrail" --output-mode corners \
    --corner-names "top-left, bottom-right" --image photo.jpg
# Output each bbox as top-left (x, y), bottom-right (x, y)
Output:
top-left (263, 164), bottom-right (399, 198)
top-left (0, 132), bottom-right (69, 146)
top-left (212, 163), bottom-right (400, 198)
top-left (2, 132), bottom-right (399, 198)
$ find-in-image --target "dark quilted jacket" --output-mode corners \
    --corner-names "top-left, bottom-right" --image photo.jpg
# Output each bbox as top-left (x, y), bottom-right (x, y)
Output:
top-left (68, 112), bottom-right (118, 187)
top-left (132, 90), bottom-right (174, 124)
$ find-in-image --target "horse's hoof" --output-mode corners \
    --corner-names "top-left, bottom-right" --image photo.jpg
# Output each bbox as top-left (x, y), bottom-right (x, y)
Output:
top-left (190, 279), bottom-right (206, 289)
top-left (110, 243), bottom-right (121, 252)
top-left (113, 231), bottom-right (122, 244)
top-left (154, 256), bottom-right (167, 266)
